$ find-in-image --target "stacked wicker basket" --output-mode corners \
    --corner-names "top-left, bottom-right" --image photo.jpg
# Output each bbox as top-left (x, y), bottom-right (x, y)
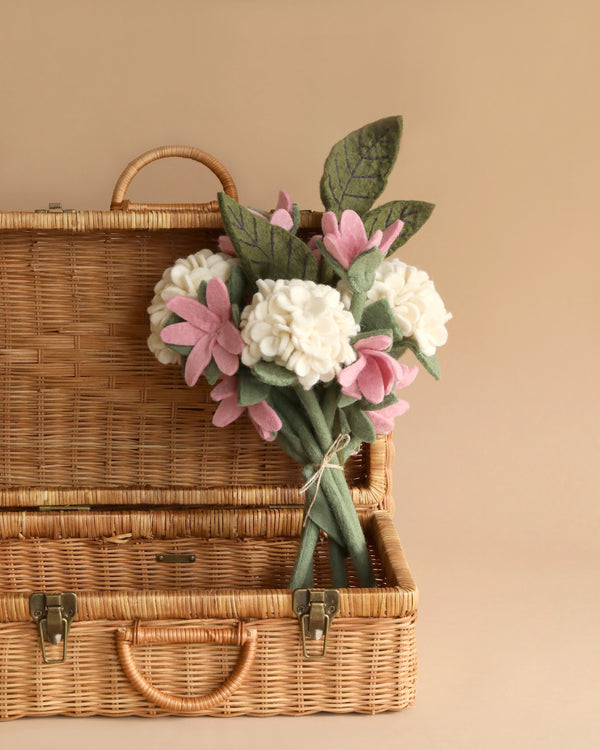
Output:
top-left (0, 148), bottom-right (417, 719)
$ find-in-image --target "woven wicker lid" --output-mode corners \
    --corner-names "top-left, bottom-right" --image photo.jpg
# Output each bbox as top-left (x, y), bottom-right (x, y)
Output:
top-left (0, 147), bottom-right (392, 511)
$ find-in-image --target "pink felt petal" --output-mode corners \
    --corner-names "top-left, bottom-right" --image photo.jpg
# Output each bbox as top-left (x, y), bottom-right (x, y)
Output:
top-left (212, 396), bottom-right (245, 427)
top-left (341, 381), bottom-right (361, 399)
top-left (248, 400), bottom-right (282, 438)
top-left (270, 208), bottom-right (294, 231)
top-left (323, 235), bottom-right (352, 269)
top-left (366, 400), bottom-right (410, 433)
top-left (366, 229), bottom-right (383, 250)
top-left (210, 375), bottom-right (238, 401)
top-left (378, 220), bottom-right (404, 254)
top-left (217, 320), bottom-right (245, 354)
top-left (396, 364), bottom-right (419, 389)
top-left (218, 235), bottom-right (236, 256)
top-left (166, 296), bottom-right (219, 332)
top-left (206, 277), bottom-right (231, 321)
top-left (212, 343), bottom-right (240, 376)
top-left (321, 212), bottom-right (340, 238)
top-left (339, 210), bottom-right (368, 257)
top-left (160, 321), bottom-right (203, 346)
top-left (357, 366), bottom-right (385, 404)
top-left (365, 409), bottom-right (394, 433)
top-left (370, 351), bottom-right (404, 389)
top-left (337, 357), bottom-right (367, 389)
top-left (276, 190), bottom-right (293, 213)
top-left (354, 335), bottom-right (392, 353)
top-left (184, 338), bottom-right (214, 386)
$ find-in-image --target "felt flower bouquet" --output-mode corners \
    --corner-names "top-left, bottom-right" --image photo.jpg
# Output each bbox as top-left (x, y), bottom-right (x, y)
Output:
top-left (148, 117), bottom-right (450, 588)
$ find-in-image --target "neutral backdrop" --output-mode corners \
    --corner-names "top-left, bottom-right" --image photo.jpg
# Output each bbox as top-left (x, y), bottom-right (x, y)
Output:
top-left (0, 1), bottom-right (598, 747)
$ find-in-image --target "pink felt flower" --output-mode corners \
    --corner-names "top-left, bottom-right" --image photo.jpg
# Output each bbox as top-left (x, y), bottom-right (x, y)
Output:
top-left (363, 364), bottom-right (418, 433)
top-left (365, 400), bottom-right (411, 434)
top-left (160, 277), bottom-right (244, 387)
top-left (338, 335), bottom-right (417, 404)
top-left (218, 191), bottom-right (295, 255)
top-left (321, 210), bottom-right (403, 269)
top-left (210, 376), bottom-right (282, 441)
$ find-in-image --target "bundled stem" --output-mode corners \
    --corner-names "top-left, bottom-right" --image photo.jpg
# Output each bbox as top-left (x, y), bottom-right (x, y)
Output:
top-left (271, 387), bottom-right (376, 589)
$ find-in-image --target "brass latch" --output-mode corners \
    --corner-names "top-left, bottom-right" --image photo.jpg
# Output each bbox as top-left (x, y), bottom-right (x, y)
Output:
top-left (34, 202), bottom-right (77, 214)
top-left (30, 592), bottom-right (78, 664)
top-left (292, 589), bottom-right (340, 659)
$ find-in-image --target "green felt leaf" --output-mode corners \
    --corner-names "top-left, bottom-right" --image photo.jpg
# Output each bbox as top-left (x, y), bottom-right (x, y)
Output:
top-left (203, 360), bottom-right (222, 385)
top-left (196, 281), bottom-right (208, 305)
top-left (338, 393), bottom-right (358, 409)
top-left (343, 403), bottom-right (377, 444)
top-left (320, 116), bottom-right (402, 217)
top-left (166, 342), bottom-right (192, 357)
top-left (363, 200), bottom-right (435, 256)
top-left (360, 298), bottom-right (403, 341)
top-left (237, 368), bottom-right (271, 406)
top-left (252, 360), bottom-right (298, 387)
top-left (162, 313), bottom-right (192, 357)
top-left (226, 264), bottom-right (246, 307)
top-left (356, 391), bottom-right (398, 412)
top-left (347, 247), bottom-right (383, 292)
top-left (218, 193), bottom-right (319, 284)
top-left (399, 340), bottom-right (441, 380)
top-left (291, 204), bottom-right (301, 234)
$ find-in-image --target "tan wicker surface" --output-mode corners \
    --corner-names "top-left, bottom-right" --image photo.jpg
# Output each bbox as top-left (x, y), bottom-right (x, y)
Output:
top-left (0, 148), bottom-right (415, 718)
top-left (0, 511), bottom-right (416, 719)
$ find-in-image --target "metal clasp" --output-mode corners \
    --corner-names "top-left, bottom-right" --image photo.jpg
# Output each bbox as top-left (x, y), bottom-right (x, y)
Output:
top-left (34, 202), bottom-right (77, 214)
top-left (292, 589), bottom-right (340, 659)
top-left (155, 553), bottom-right (197, 563)
top-left (30, 592), bottom-right (78, 664)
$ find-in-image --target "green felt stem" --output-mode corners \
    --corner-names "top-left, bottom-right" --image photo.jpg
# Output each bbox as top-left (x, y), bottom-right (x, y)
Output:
top-left (328, 539), bottom-right (348, 588)
top-left (322, 383), bottom-right (341, 432)
top-left (350, 291), bottom-right (366, 323)
top-left (292, 385), bottom-right (376, 588)
top-left (293, 386), bottom-right (333, 452)
top-left (289, 518), bottom-right (319, 589)
top-left (320, 468), bottom-right (376, 587)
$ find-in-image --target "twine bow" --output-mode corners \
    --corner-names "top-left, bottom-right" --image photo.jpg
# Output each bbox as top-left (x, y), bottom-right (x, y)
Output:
top-left (300, 433), bottom-right (351, 527)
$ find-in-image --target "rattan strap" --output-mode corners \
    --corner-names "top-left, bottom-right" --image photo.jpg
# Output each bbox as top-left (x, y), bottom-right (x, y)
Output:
top-left (116, 622), bottom-right (257, 712)
top-left (110, 145), bottom-right (239, 212)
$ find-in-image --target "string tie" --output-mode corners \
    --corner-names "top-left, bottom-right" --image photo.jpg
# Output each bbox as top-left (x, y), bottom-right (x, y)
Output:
top-left (300, 433), bottom-right (351, 527)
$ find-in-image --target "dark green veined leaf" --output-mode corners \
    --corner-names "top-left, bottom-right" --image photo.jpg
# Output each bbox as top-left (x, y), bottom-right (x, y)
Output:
top-left (218, 193), bottom-right (319, 284)
top-left (363, 200), bottom-right (435, 256)
top-left (320, 117), bottom-right (402, 217)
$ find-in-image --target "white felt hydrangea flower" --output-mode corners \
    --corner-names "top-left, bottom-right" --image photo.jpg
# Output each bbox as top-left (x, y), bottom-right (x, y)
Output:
top-left (240, 278), bottom-right (359, 389)
top-left (147, 249), bottom-right (238, 365)
top-left (341, 258), bottom-right (451, 356)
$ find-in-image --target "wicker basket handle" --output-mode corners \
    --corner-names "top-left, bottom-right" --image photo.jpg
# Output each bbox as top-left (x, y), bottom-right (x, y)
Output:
top-left (116, 621), bottom-right (257, 713)
top-left (110, 145), bottom-right (238, 213)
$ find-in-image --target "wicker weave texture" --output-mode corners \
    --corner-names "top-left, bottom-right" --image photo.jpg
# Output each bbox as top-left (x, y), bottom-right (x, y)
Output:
top-left (0, 219), bottom-right (391, 509)
top-left (0, 616), bottom-right (416, 719)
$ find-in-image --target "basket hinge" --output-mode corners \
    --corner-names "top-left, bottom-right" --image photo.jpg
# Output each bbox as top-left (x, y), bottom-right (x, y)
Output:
top-left (29, 592), bottom-right (78, 664)
top-left (34, 202), bottom-right (77, 214)
top-left (292, 588), bottom-right (340, 659)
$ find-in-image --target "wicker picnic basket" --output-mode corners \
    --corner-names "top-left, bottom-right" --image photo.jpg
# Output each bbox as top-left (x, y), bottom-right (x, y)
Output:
top-left (0, 147), bottom-right (417, 719)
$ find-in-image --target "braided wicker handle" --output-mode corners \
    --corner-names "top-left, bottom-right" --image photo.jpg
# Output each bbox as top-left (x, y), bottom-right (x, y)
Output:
top-left (110, 145), bottom-right (238, 213)
top-left (116, 622), bottom-right (257, 712)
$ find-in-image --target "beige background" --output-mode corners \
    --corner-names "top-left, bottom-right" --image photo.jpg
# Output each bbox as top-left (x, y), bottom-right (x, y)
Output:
top-left (0, 0), bottom-right (598, 747)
